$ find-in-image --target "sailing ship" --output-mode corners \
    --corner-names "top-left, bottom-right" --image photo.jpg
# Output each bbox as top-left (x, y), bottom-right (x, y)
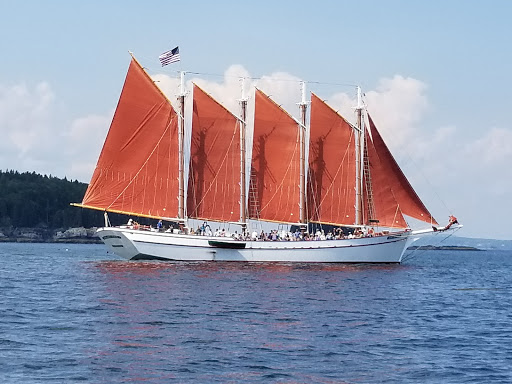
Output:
top-left (73, 55), bottom-right (460, 262)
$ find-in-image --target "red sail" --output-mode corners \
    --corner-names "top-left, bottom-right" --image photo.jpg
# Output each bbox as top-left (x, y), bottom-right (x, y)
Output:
top-left (249, 89), bottom-right (301, 223)
top-left (81, 58), bottom-right (179, 219)
top-left (187, 84), bottom-right (240, 222)
top-left (364, 128), bottom-right (407, 228)
top-left (366, 116), bottom-right (438, 226)
top-left (307, 93), bottom-right (357, 225)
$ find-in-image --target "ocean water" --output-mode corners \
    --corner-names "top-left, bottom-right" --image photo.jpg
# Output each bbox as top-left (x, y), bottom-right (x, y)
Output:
top-left (1, 243), bottom-right (511, 383)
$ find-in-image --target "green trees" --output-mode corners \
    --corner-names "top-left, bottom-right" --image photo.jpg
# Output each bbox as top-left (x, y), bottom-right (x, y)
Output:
top-left (0, 170), bottom-right (103, 229)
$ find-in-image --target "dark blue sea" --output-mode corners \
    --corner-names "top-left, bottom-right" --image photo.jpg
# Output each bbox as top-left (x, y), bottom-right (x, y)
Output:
top-left (1, 242), bottom-right (511, 383)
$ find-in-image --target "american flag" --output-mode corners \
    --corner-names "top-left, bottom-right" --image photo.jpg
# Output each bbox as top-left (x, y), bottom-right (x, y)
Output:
top-left (159, 46), bottom-right (180, 66)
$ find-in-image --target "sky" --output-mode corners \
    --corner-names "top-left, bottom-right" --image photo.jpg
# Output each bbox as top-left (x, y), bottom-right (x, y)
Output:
top-left (0, 0), bottom-right (511, 239)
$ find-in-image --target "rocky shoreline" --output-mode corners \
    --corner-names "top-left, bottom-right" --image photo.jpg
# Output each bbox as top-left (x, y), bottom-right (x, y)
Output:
top-left (0, 227), bottom-right (102, 244)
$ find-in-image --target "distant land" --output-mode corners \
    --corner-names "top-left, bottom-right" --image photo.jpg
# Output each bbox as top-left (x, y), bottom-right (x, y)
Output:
top-left (408, 245), bottom-right (481, 251)
top-left (412, 236), bottom-right (512, 251)
top-left (0, 169), bottom-right (102, 229)
top-left (0, 170), bottom-right (131, 243)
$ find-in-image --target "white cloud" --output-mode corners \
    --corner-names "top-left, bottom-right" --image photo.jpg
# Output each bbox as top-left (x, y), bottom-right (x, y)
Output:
top-left (456, 126), bottom-right (512, 204)
top-left (0, 81), bottom-right (112, 181)
top-left (365, 76), bottom-right (429, 152)
top-left (192, 65), bottom-right (252, 113)
top-left (325, 75), bottom-right (429, 150)
top-left (0, 82), bottom-right (59, 175)
top-left (463, 127), bottom-right (512, 166)
top-left (154, 65), bottom-right (304, 118)
top-left (0, 82), bottom-right (55, 157)
top-left (63, 112), bottom-right (113, 182)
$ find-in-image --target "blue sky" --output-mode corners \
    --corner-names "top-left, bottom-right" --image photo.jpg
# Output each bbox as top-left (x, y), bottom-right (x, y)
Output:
top-left (1, 0), bottom-right (511, 239)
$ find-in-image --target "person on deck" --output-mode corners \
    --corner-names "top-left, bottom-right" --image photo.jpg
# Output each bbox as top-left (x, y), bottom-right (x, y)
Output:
top-left (444, 215), bottom-right (459, 230)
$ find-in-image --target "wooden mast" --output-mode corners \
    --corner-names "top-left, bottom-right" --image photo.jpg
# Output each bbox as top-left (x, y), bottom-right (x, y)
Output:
top-left (355, 86), bottom-right (364, 225)
top-left (239, 78), bottom-right (248, 234)
top-left (299, 81), bottom-right (308, 231)
top-left (178, 71), bottom-right (186, 222)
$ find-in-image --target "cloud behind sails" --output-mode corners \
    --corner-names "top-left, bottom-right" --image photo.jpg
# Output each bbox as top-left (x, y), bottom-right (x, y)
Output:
top-left (0, 82), bottom-right (58, 173)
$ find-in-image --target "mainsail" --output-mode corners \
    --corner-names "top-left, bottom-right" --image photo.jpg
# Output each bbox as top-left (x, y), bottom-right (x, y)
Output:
top-left (307, 93), bottom-right (357, 226)
top-left (364, 115), bottom-right (438, 226)
top-left (187, 84), bottom-right (241, 222)
top-left (248, 89), bottom-right (301, 223)
top-left (80, 57), bottom-right (180, 219)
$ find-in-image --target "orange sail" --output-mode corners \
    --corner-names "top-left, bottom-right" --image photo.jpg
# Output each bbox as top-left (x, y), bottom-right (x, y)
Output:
top-left (249, 89), bottom-right (301, 223)
top-left (307, 93), bottom-right (357, 225)
top-left (81, 57), bottom-right (179, 219)
top-left (364, 127), bottom-right (407, 228)
top-left (365, 115), bottom-right (438, 226)
top-left (187, 84), bottom-right (241, 222)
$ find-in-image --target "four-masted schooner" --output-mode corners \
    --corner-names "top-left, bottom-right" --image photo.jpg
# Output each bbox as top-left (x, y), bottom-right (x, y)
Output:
top-left (73, 55), bottom-right (460, 262)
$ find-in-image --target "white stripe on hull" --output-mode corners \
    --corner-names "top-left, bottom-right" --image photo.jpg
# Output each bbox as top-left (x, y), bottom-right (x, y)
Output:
top-left (97, 227), bottom-right (416, 263)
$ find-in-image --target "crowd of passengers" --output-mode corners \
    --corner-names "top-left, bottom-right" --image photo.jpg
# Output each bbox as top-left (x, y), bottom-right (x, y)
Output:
top-left (188, 224), bottom-right (384, 241)
top-left (126, 219), bottom-right (386, 240)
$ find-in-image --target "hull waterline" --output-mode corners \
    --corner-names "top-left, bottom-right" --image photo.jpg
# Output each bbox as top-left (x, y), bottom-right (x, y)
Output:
top-left (96, 227), bottom-right (418, 263)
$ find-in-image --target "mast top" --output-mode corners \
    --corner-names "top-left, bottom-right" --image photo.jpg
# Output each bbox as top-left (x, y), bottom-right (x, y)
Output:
top-left (179, 71), bottom-right (187, 96)
top-left (238, 77), bottom-right (248, 102)
top-left (355, 86), bottom-right (364, 110)
top-left (299, 81), bottom-right (308, 106)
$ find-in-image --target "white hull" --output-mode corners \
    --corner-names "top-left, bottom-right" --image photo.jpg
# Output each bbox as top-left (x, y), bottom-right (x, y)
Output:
top-left (96, 227), bottom-right (420, 263)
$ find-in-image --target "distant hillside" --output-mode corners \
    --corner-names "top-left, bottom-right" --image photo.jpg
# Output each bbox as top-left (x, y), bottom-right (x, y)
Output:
top-left (0, 170), bottom-right (104, 229)
top-left (414, 235), bottom-right (512, 251)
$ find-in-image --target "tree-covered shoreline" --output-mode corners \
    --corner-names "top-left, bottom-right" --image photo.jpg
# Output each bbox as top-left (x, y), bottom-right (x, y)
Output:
top-left (0, 170), bottom-right (103, 229)
top-left (0, 170), bottom-right (162, 242)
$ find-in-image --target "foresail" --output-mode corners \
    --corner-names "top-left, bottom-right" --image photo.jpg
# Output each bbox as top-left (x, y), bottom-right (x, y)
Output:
top-left (187, 84), bottom-right (241, 222)
top-left (364, 127), bottom-right (408, 228)
top-left (249, 89), bottom-right (301, 223)
top-left (307, 93), bottom-right (357, 226)
top-left (81, 58), bottom-right (180, 219)
top-left (365, 115), bottom-right (438, 226)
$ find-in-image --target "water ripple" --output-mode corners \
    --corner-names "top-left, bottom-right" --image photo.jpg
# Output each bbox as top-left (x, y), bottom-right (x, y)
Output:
top-left (1, 243), bottom-right (511, 383)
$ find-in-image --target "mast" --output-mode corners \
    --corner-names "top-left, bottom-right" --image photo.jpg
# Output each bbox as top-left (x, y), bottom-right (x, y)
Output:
top-left (239, 78), bottom-right (248, 233)
top-left (178, 71), bottom-right (186, 221)
top-left (355, 86), bottom-right (364, 225)
top-left (299, 81), bottom-right (308, 231)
